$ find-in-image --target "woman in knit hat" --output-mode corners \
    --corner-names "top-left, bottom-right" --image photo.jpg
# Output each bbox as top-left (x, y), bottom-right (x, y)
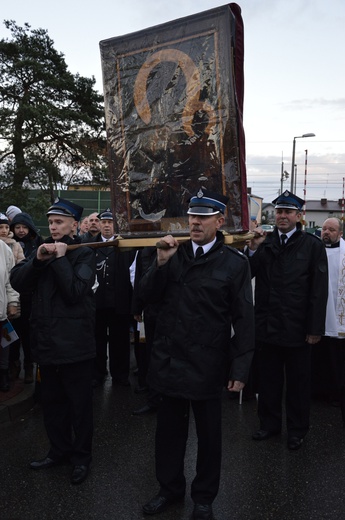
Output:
top-left (6, 205), bottom-right (22, 223)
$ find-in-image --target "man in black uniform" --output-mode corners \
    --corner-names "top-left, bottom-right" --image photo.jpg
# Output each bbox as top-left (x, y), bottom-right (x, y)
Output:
top-left (248, 190), bottom-right (328, 450)
top-left (11, 197), bottom-right (96, 485)
top-left (140, 189), bottom-right (254, 520)
top-left (80, 212), bottom-right (100, 241)
top-left (92, 209), bottom-right (135, 387)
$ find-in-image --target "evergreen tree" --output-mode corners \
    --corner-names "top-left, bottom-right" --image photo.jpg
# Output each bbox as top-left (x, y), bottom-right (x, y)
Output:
top-left (0, 20), bottom-right (108, 209)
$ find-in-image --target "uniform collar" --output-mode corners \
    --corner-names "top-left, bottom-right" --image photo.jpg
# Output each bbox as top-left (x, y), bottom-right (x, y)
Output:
top-left (278, 227), bottom-right (296, 240)
top-left (101, 235), bottom-right (115, 242)
top-left (191, 237), bottom-right (216, 256)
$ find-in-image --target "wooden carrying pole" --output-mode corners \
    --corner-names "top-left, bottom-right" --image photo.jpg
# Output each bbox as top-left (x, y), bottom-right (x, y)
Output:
top-left (40, 240), bottom-right (119, 255)
top-left (119, 232), bottom-right (255, 249)
top-left (40, 233), bottom-right (255, 255)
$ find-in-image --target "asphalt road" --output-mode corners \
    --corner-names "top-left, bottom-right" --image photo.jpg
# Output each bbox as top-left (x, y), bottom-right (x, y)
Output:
top-left (1, 374), bottom-right (345, 520)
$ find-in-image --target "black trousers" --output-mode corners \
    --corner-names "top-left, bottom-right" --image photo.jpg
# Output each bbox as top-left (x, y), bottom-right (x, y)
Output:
top-left (135, 318), bottom-right (155, 388)
top-left (135, 316), bottom-right (161, 407)
top-left (311, 338), bottom-right (334, 401)
top-left (322, 336), bottom-right (345, 423)
top-left (95, 309), bottom-right (131, 383)
top-left (155, 395), bottom-right (222, 504)
top-left (9, 296), bottom-right (32, 366)
top-left (257, 342), bottom-right (312, 437)
top-left (39, 359), bottom-right (94, 466)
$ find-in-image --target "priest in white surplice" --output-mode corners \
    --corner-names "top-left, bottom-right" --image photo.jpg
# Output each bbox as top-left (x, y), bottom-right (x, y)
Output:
top-left (321, 217), bottom-right (345, 424)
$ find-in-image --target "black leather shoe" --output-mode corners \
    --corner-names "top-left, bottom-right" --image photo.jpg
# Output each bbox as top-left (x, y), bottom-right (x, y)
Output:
top-left (30, 457), bottom-right (61, 470)
top-left (192, 503), bottom-right (214, 520)
top-left (132, 404), bottom-right (157, 415)
top-left (287, 436), bottom-right (304, 450)
top-left (71, 465), bottom-right (89, 485)
top-left (252, 429), bottom-right (280, 441)
top-left (142, 494), bottom-right (183, 515)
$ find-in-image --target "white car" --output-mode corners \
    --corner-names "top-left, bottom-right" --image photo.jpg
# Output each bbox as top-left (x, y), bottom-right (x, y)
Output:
top-left (261, 224), bottom-right (274, 232)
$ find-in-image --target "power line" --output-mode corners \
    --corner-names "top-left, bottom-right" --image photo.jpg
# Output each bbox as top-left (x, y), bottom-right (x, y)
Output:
top-left (246, 140), bottom-right (345, 144)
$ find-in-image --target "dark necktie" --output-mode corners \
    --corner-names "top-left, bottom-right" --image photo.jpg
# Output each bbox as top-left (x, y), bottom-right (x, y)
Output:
top-left (195, 246), bottom-right (204, 258)
top-left (280, 234), bottom-right (287, 248)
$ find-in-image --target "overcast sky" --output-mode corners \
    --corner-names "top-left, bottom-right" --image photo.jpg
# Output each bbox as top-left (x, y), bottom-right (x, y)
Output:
top-left (2, 0), bottom-right (344, 203)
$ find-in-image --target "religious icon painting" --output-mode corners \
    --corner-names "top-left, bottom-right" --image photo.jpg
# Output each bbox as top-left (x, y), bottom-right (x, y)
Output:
top-left (100, 3), bottom-right (248, 235)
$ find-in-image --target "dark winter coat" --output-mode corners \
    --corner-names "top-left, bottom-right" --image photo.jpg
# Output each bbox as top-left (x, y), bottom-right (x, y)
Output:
top-left (249, 224), bottom-right (328, 347)
top-left (10, 235), bottom-right (96, 365)
top-left (93, 233), bottom-right (135, 313)
top-left (80, 231), bottom-right (97, 243)
top-left (139, 232), bottom-right (255, 400)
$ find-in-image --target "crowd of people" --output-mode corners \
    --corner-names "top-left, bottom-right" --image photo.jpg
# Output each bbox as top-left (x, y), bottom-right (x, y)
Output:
top-left (0, 189), bottom-right (344, 520)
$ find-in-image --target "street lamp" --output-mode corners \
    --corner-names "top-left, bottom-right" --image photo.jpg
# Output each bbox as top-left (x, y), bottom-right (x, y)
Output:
top-left (290, 133), bottom-right (315, 192)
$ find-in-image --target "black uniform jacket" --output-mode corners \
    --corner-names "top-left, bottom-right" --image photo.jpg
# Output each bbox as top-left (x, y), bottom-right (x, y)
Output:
top-left (10, 235), bottom-right (96, 365)
top-left (139, 232), bottom-right (255, 400)
top-left (93, 232), bottom-right (135, 313)
top-left (249, 225), bottom-right (328, 347)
